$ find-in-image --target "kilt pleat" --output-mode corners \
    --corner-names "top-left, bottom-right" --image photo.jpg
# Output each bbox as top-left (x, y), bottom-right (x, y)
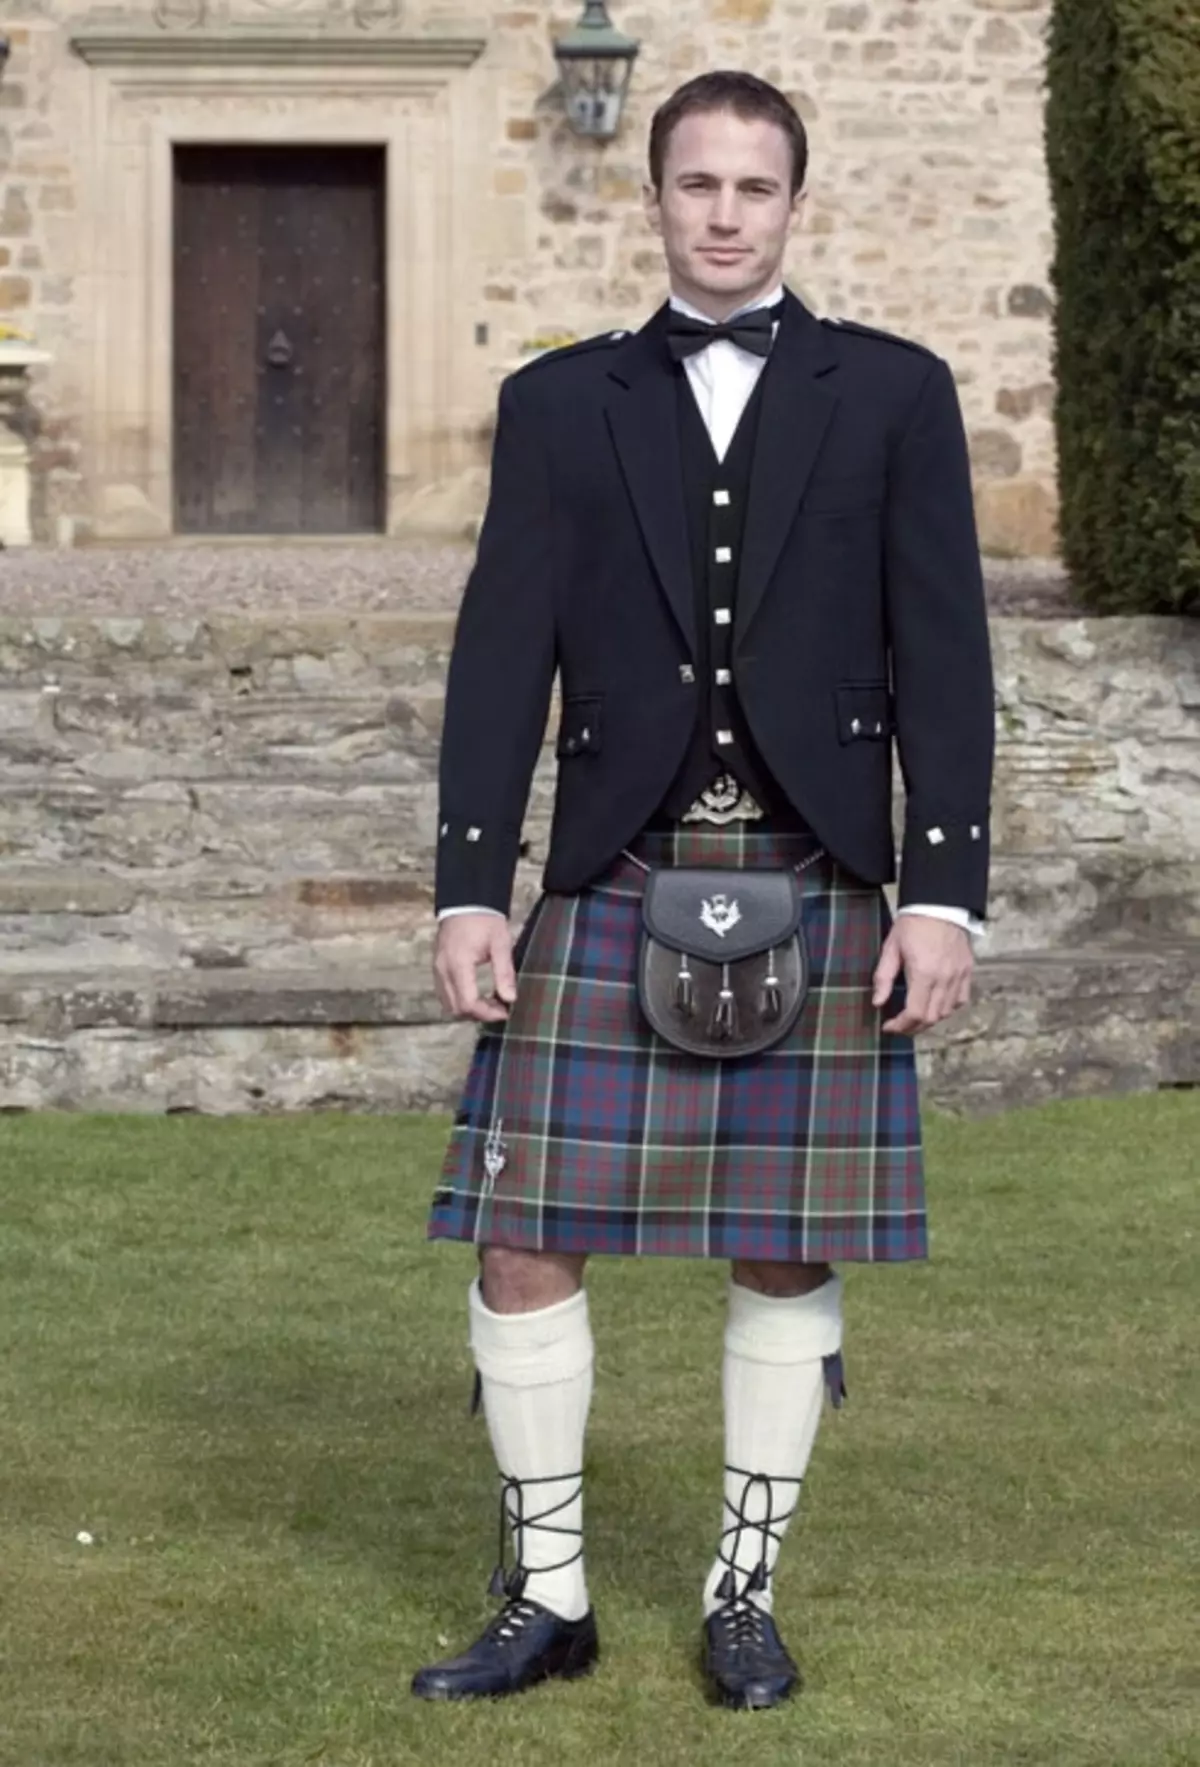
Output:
top-left (428, 823), bottom-right (926, 1263)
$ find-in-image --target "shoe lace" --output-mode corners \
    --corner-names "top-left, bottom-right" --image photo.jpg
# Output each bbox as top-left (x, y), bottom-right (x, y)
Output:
top-left (711, 1352), bottom-right (846, 1608)
top-left (483, 1597), bottom-right (543, 1647)
top-left (712, 1468), bottom-right (799, 1605)
top-left (717, 1593), bottom-right (770, 1653)
top-left (487, 1470), bottom-right (584, 1603)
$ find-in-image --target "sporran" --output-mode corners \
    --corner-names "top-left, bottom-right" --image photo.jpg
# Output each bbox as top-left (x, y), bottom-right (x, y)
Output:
top-left (626, 851), bottom-right (824, 1059)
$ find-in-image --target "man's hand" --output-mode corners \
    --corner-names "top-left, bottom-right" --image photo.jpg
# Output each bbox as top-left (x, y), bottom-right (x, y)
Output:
top-left (434, 912), bottom-right (518, 1024)
top-left (872, 915), bottom-right (974, 1035)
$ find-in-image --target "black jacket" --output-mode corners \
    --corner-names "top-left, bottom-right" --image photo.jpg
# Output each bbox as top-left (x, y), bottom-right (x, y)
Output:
top-left (435, 289), bottom-right (995, 918)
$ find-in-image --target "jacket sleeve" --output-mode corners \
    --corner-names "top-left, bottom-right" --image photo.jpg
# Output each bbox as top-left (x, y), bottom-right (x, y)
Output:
top-left (434, 375), bottom-right (557, 915)
top-left (883, 355), bottom-right (996, 921)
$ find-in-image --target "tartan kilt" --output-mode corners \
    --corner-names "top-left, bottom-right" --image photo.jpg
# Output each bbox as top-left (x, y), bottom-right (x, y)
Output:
top-left (428, 821), bottom-right (926, 1264)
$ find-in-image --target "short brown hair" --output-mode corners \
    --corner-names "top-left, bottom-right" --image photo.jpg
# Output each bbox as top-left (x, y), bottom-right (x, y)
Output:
top-left (648, 71), bottom-right (809, 196)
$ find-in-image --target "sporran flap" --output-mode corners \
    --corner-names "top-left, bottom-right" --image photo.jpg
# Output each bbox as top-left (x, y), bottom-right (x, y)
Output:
top-left (642, 866), bottom-right (803, 963)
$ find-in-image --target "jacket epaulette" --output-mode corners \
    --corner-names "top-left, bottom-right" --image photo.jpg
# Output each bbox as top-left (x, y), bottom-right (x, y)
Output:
top-left (510, 330), bottom-right (631, 377)
top-left (820, 316), bottom-right (937, 357)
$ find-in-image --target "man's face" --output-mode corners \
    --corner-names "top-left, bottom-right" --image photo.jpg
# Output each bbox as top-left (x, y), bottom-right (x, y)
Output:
top-left (644, 107), bottom-right (806, 319)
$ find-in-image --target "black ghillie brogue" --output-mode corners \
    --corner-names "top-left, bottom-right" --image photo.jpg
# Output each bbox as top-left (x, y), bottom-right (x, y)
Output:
top-left (702, 1593), bottom-right (800, 1710)
top-left (701, 1460), bottom-right (813, 1711)
top-left (412, 1467), bottom-right (597, 1701)
top-left (411, 1597), bottom-right (599, 1701)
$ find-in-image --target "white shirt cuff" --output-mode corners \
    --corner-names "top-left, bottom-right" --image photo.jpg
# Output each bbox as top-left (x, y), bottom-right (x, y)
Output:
top-left (441, 901), bottom-right (986, 933)
top-left (441, 903), bottom-right (985, 937)
top-left (897, 903), bottom-right (987, 942)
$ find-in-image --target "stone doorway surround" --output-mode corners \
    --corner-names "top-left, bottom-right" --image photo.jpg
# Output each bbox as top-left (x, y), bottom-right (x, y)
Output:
top-left (69, 23), bottom-right (485, 540)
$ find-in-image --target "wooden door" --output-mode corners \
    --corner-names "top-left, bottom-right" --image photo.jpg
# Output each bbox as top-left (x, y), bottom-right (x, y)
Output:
top-left (173, 145), bottom-right (385, 535)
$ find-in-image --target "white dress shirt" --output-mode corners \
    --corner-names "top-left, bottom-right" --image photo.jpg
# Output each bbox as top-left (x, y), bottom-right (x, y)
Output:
top-left (441, 283), bottom-right (982, 939)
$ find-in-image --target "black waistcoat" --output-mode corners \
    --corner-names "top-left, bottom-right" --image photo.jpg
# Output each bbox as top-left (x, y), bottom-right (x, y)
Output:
top-left (657, 360), bottom-right (782, 818)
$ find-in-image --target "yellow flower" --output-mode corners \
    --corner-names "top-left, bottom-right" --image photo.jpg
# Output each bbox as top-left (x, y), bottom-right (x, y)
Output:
top-left (520, 330), bottom-right (579, 353)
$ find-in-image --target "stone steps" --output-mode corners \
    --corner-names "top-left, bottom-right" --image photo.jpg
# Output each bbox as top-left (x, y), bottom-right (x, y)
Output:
top-left (917, 941), bottom-right (1200, 1113)
top-left (0, 612), bottom-right (459, 696)
top-left (0, 608), bottom-right (1196, 1115)
top-left (1, 943), bottom-right (1196, 1116)
top-left (3, 611), bottom-right (1197, 961)
top-left (0, 967), bottom-right (473, 1116)
top-left (0, 835), bottom-right (1195, 969)
top-left (0, 858), bottom-right (543, 974)
top-left (986, 851), bottom-right (1200, 949)
top-left (0, 690), bottom-right (449, 779)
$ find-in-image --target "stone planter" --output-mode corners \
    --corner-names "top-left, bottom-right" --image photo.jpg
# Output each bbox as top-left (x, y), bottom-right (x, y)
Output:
top-left (0, 343), bottom-right (53, 548)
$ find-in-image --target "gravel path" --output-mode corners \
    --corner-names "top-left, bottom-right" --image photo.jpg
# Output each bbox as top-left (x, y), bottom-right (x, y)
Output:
top-left (0, 541), bottom-right (1079, 619)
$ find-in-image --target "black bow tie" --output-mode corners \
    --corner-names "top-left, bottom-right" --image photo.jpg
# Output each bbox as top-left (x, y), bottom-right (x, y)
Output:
top-left (666, 303), bottom-right (782, 363)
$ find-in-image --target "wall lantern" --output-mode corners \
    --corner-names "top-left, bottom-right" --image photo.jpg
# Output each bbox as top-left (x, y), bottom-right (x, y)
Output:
top-left (552, 1), bottom-right (640, 141)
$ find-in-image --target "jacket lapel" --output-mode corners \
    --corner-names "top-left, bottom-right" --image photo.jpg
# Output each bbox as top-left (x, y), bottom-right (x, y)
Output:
top-left (736, 290), bottom-right (840, 646)
top-left (605, 308), bottom-right (696, 654)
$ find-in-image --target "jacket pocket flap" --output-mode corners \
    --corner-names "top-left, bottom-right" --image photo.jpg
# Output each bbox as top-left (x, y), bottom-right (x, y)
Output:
top-left (556, 694), bottom-right (603, 758)
top-left (836, 684), bottom-right (892, 742)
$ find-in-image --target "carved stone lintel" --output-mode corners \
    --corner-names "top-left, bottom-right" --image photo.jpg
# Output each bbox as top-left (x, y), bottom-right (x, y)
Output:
top-left (70, 26), bottom-right (485, 66)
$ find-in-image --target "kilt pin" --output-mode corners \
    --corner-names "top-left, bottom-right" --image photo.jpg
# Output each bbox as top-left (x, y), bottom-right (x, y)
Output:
top-left (430, 821), bottom-right (927, 1265)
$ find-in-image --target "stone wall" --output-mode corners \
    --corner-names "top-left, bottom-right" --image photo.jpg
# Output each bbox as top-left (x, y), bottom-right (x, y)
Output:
top-left (0, 607), bottom-right (1196, 1115)
top-left (988, 619), bottom-right (1200, 949)
top-left (482, 0), bottom-right (1059, 556)
top-left (0, 0), bottom-right (1057, 553)
top-left (0, 17), bottom-right (87, 537)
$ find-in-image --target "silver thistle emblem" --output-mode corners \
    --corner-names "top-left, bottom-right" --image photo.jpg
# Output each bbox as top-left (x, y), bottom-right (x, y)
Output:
top-left (699, 893), bottom-right (741, 939)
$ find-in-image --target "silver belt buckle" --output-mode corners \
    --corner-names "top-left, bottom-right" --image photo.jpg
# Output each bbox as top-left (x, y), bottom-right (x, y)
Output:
top-left (681, 773), bottom-right (765, 826)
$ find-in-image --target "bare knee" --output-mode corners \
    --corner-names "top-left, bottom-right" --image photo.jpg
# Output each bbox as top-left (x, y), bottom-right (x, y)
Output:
top-left (480, 1246), bottom-right (587, 1314)
top-left (731, 1258), bottom-right (832, 1298)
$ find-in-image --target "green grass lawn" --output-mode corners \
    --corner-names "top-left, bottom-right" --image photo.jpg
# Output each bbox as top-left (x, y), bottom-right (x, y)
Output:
top-left (1, 1094), bottom-right (1197, 1767)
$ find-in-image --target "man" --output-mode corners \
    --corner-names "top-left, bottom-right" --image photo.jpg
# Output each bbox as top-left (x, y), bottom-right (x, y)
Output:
top-left (413, 70), bottom-right (994, 1710)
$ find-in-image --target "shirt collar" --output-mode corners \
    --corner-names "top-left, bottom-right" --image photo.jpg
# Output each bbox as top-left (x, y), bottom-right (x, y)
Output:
top-left (667, 282), bottom-right (785, 324)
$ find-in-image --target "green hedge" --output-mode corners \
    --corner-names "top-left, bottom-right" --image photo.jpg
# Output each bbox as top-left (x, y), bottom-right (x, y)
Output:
top-left (1046, 0), bottom-right (1200, 615)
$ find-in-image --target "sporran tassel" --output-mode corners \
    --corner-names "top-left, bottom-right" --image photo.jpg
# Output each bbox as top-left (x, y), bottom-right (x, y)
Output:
top-left (711, 962), bottom-right (737, 1039)
top-left (760, 948), bottom-right (782, 1021)
top-left (674, 953), bottom-right (695, 1017)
